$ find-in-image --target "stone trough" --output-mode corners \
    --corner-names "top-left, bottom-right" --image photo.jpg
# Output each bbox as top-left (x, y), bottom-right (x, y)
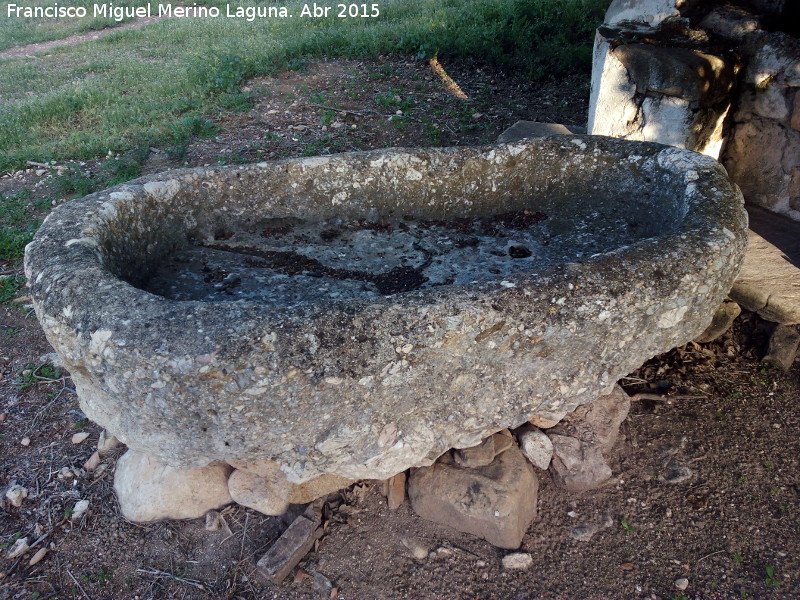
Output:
top-left (25, 137), bottom-right (747, 521)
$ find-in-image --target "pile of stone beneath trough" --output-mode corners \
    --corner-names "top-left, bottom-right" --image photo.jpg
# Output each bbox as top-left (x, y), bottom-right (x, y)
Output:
top-left (113, 385), bottom-right (632, 551)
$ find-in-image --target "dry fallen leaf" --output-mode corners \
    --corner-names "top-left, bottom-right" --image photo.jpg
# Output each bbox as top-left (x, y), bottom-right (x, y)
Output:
top-left (294, 568), bottom-right (310, 583)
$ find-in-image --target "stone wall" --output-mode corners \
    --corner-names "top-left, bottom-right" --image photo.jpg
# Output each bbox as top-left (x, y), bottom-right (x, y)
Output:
top-left (589, 0), bottom-right (800, 221)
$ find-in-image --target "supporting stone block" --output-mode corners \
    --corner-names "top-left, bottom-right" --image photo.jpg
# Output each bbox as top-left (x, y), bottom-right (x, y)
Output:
top-left (496, 121), bottom-right (583, 144)
top-left (730, 206), bottom-right (800, 324)
top-left (256, 506), bottom-right (323, 584)
top-left (604, 0), bottom-right (683, 28)
top-left (763, 325), bottom-right (800, 370)
top-left (408, 444), bottom-right (538, 549)
top-left (114, 450), bottom-right (232, 522)
top-left (227, 459), bottom-right (352, 516)
top-left (695, 301), bottom-right (741, 343)
top-left (588, 28), bottom-right (734, 158)
top-left (547, 386), bottom-right (631, 492)
top-left (386, 472), bottom-right (407, 510)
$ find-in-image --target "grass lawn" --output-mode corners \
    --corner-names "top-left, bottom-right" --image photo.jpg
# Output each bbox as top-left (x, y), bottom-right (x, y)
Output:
top-left (0, 0), bottom-right (151, 50)
top-left (0, 0), bottom-right (606, 173)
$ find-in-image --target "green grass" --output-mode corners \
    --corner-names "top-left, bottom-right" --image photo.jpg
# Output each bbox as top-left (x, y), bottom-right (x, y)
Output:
top-left (620, 516), bottom-right (633, 533)
top-left (16, 363), bottom-right (62, 390)
top-left (0, 188), bottom-right (45, 259)
top-left (0, 0), bottom-right (153, 50)
top-left (0, 0), bottom-right (606, 171)
top-left (765, 564), bottom-right (779, 587)
top-left (0, 274), bottom-right (24, 302)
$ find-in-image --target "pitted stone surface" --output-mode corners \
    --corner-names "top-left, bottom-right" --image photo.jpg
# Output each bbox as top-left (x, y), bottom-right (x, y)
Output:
top-left (25, 138), bottom-right (747, 483)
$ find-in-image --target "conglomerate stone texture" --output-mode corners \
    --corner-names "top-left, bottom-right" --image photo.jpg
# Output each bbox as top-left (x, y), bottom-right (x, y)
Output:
top-left (24, 137), bottom-right (748, 483)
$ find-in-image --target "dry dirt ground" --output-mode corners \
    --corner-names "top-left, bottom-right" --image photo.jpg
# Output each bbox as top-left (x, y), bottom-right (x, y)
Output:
top-left (1, 57), bottom-right (799, 600)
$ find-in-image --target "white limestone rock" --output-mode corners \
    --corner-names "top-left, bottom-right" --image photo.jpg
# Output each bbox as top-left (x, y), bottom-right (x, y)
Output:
top-left (589, 29), bottom-right (734, 159)
top-left (502, 552), bottom-right (534, 570)
top-left (7, 537), bottom-right (29, 559)
top-left (227, 460), bottom-right (352, 515)
top-left (114, 450), bottom-right (232, 522)
top-left (97, 429), bottom-right (121, 455)
top-left (518, 426), bottom-right (554, 470)
top-left (5, 484), bottom-right (28, 507)
top-left (604, 0), bottom-right (681, 27)
top-left (228, 468), bottom-right (291, 516)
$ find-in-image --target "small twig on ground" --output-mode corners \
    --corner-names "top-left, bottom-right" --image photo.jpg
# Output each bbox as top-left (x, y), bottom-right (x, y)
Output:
top-left (67, 570), bottom-right (92, 600)
top-left (32, 376), bottom-right (67, 385)
top-left (697, 549), bottom-right (726, 563)
top-left (135, 568), bottom-right (207, 591)
top-left (629, 393), bottom-right (707, 402)
top-left (441, 121), bottom-right (458, 136)
top-left (240, 512), bottom-right (249, 560)
top-left (441, 542), bottom-right (482, 560)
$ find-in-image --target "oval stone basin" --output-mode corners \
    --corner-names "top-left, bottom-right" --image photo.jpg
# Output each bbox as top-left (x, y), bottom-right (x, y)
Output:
top-left (25, 137), bottom-right (747, 483)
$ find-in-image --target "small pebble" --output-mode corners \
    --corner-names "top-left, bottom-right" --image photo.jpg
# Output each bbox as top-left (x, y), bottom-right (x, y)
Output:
top-left (205, 510), bottom-right (222, 531)
top-left (83, 451), bottom-right (101, 471)
top-left (401, 536), bottom-right (429, 561)
top-left (5, 485), bottom-right (28, 507)
top-left (311, 571), bottom-right (333, 597)
top-left (293, 568), bottom-right (310, 583)
top-left (20, 437), bottom-right (30, 447)
top-left (28, 548), bottom-right (48, 566)
top-left (502, 552), bottom-right (533, 570)
top-left (71, 499), bottom-right (89, 520)
top-left (675, 578), bottom-right (689, 591)
top-left (7, 537), bottom-right (29, 559)
top-left (72, 432), bottom-right (90, 444)
top-left (97, 430), bottom-right (120, 455)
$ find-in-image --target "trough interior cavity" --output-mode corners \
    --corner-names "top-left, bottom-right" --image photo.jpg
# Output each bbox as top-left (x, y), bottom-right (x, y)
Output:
top-left (140, 208), bottom-right (655, 305)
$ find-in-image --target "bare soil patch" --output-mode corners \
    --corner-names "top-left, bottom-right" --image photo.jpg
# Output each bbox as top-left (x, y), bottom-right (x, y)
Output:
top-left (1, 58), bottom-right (798, 600)
top-left (147, 57), bottom-right (589, 172)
